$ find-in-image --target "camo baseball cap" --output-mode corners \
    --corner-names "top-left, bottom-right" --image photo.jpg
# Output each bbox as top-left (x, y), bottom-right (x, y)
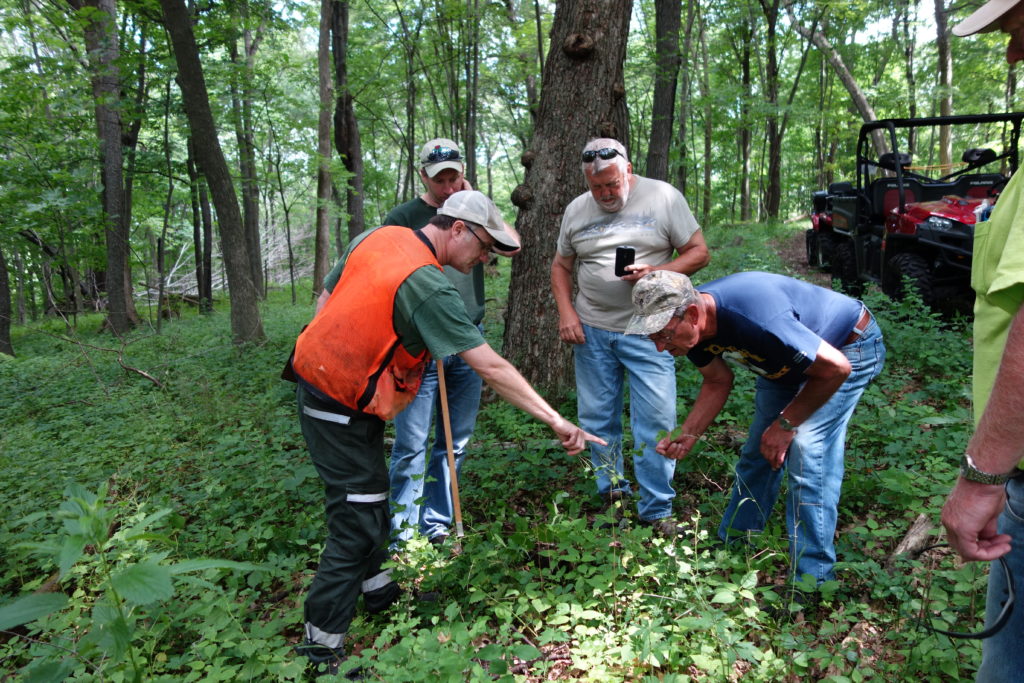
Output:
top-left (624, 271), bottom-right (699, 336)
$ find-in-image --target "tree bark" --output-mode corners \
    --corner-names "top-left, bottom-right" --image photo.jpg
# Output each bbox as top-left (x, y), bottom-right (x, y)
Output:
top-left (504, 0), bottom-right (632, 396)
top-left (313, 0), bottom-right (334, 299)
top-left (759, 0), bottom-right (782, 219)
top-left (68, 0), bottom-right (138, 334)
top-left (902, 0), bottom-right (918, 154)
top-left (332, 0), bottom-right (366, 244)
top-left (645, 0), bottom-right (680, 181)
top-left (934, 0), bottom-right (953, 168)
top-left (159, 0), bottom-right (264, 344)
top-left (675, 0), bottom-right (697, 193)
top-left (0, 245), bottom-right (13, 356)
top-left (227, 12), bottom-right (266, 299)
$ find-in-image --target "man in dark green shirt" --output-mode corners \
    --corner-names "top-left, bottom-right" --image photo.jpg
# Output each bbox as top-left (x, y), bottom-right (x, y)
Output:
top-left (318, 139), bottom-right (519, 549)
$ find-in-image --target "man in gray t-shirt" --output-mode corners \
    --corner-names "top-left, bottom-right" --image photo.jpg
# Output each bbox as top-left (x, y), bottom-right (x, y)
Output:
top-left (551, 137), bottom-right (709, 531)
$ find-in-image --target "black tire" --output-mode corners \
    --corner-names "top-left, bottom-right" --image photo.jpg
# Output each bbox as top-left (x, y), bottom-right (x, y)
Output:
top-left (817, 232), bottom-right (836, 273)
top-left (882, 251), bottom-right (933, 307)
top-left (805, 229), bottom-right (820, 267)
top-left (832, 240), bottom-right (863, 297)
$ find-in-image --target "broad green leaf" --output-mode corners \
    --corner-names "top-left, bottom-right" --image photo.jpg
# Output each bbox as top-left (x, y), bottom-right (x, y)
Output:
top-left (87, 601), bottom-right (132, 662)
top-left (19, 659), bottom-right (76, 683)
top-left (711, 590), bottom-right (736, 604)
top-left (168, 559), bottom-right (262, 575)
top-left (111, 561), bottom-right (173, 605)
top-left (475, 643), bottom-right (503, 660)
top-left (508, 644), bottom-right (541, 660)
top-left (119, 507), bottom-right (174, 540)
top-left (57, 534), bottom-right (87, 577)
top-left (0, 593), bottom-right (68, 630)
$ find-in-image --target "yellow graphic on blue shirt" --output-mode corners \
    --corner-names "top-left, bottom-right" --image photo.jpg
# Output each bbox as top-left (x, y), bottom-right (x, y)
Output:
top-left (712, 346), bottom-right (792, 381)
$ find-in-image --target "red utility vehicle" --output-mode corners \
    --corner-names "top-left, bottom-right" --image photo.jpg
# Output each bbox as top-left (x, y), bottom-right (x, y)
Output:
top-left (807, 113), bottom-right (1024, 315)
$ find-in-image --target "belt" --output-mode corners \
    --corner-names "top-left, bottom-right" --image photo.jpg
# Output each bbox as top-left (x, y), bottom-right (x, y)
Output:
top-left (843, 308), bottom-right (873, 346)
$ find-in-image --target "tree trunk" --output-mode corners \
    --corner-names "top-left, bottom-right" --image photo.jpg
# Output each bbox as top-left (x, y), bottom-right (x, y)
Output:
top-left (0, 245), bottom-right (13, 356)
top-left (313, 0), bottom-right (334, 299)
top-left (675, 0), bottom-right (697, 193)
top-left (228, 19), bottom-right (265, 299)
top-left (186, 138), bottom-right (208, 311)
top-left (783, 0), bottom-right (887, 157)
top-left (332, 0), bottom-right (366, 244)
top-left (759, 0), bottom-right (782, 219)
top-left (463, 0), bottom-right (481, 186)
top-left (68, 0), bottom-right (138, 334)
top-left (14, 249), bottom-right (27, 324)
top-left (699, 19), bottom-right (712, 224)
top-left (934, 0), bottom-right (953, 168)
top-left (645, 0), bottom-right (680, 181)
top-left (159, 0), bottom-right (264, 344)
top-left (730, 13), bottom-right (754, 221)
top-left (504, 0), bottom-right (632, 396)
top-left (903, 0), bottom-right (918, 153)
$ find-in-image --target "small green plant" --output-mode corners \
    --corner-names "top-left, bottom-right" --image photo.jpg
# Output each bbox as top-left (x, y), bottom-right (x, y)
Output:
top-left (2, 484), bottom-right (262, 682)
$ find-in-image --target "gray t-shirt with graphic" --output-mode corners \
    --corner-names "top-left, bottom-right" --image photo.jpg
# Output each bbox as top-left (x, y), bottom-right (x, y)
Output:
top-left (556, 175), bottom-right (701, 332)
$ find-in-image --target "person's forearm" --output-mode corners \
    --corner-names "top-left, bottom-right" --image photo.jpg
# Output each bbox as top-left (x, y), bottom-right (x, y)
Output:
top-left (482, 363), bottom-right (564, 428)
top-left (676, 377), bottom-right (731, 440)
top-left (967, 309), bottom-right (1024, 474)
top-left (781, 373), bottom-right (848, 425)
top-left (656, 251), bottom-right (709, 276)
top-left (464, 347), bottom-right (564, 428)
top-left (550, 261), bottom-right (577, 317)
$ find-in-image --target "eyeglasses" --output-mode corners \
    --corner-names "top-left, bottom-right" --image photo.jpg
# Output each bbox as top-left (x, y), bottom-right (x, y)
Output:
top-left (464, 224), bottom-right (494, 254)
top-left (582, 148), bottom-right (623, 163)
top-left (917, 543), bottom-right (1015, 640)
top-left (649, 317), bottom-right (680, 344)
top-left (425, 146), bottom-right (461, 163)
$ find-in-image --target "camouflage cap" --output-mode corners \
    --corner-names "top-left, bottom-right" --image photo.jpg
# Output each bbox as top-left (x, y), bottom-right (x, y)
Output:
top-left (624, 271), bottom-right (699, 336)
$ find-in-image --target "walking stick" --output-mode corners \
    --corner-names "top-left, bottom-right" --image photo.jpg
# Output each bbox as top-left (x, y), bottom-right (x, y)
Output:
top-left (435, 360), bottom-right (465, 540)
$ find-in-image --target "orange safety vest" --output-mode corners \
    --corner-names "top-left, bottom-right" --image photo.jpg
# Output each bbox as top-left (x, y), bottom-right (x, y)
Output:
top-left (292, 226), bottom-right (442, 419)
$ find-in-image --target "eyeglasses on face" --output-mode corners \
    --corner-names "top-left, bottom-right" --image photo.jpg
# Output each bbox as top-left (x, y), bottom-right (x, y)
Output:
top-left (464, 223), bottom-right (494, 254)
top-left (581, 148), bottom-right (622, 163)
top-left (649, 317), bottom-right (680, 344)
top-left (425, 146), bottom-right (461, 163)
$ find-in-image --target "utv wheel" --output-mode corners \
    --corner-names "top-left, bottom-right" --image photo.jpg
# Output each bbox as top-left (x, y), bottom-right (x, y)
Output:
top-left (805, 229), bottom-right (820, 267)
top-left (832, 240), bottom-right (863, 297)
top-left (883, 252), bottom-right (934, 307)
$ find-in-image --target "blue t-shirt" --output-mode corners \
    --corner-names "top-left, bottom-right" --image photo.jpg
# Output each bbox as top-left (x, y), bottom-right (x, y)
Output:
top-left (687, 272), bottom-right (864, 385)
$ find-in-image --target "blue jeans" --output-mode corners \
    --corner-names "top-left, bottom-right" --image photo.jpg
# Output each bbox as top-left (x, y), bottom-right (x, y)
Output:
top-left (389, 352), bottom-right (482, 543)
top-left (719, 318), bottom-right (885, 584)
top-left (575, 324), bottom-right (677, 521)
top-left (977, 475), bottom-right (1024, 682)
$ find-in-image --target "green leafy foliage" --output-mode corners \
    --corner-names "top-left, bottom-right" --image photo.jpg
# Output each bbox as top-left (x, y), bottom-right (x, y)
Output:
top-left (0, 229), bottom-right (988, 679)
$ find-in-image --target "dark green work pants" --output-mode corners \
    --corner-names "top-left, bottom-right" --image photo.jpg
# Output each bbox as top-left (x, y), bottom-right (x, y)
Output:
top-left (297, 385), bottom-right (400, 652)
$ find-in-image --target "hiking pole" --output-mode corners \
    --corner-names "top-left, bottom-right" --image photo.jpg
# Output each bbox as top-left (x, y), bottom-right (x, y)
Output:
top-left (435, 360), bottom-right (465, 541)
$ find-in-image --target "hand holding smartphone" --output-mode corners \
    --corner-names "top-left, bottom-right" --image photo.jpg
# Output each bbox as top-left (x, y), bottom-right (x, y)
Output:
top-left (614, 245), bottom-right (636, 277)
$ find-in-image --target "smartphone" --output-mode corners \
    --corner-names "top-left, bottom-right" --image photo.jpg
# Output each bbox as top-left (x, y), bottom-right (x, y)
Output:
top-left (614, 245), bottom-right (636, 277)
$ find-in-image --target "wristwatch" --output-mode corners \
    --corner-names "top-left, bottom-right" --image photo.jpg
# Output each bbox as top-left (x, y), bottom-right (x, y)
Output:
top-left (777, 415), bottom-right (797, 432)
top-left (960, 453), bottom-right (1014, 485)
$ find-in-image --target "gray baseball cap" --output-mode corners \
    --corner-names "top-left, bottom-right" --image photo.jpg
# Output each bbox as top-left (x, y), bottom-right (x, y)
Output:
top-left (624, 271), bottom-right (699, 335)
top-left (437, 191), bottom-right (520, 251)
top-left (419, 138), bottom-right (464, 178)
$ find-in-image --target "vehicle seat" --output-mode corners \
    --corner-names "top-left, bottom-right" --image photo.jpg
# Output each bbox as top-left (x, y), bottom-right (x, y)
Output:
top-left (870, 177), bottom-right (923, 219)
top-left (948, 173), bottom-right (1006, 198)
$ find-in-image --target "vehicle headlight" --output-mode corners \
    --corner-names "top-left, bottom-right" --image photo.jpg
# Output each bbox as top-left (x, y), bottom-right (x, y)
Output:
top-left (925, 217), bottom-right (954, 231)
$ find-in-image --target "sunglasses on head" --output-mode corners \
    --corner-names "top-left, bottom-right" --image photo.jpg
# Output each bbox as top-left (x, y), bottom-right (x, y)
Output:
top-left (425, 146), bottom-right (461, 163)
top-left (581, 148), bottom-right (622, 163)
